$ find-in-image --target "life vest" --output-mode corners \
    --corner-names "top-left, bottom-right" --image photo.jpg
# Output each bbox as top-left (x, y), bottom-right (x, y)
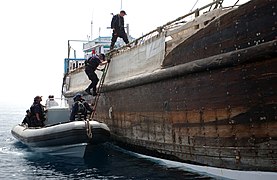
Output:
top-left (77, 101), bottom-right (86, 114)
top-left (30, 103), bottom-right (45, 120)
top-left (74, 101), bottom-right (87, 120)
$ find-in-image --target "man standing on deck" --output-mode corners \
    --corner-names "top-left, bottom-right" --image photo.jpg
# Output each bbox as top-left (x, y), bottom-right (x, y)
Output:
top-left (110, 10), bottom-right (129, 50)
top-left (84, 54), bottom-right (109, 96)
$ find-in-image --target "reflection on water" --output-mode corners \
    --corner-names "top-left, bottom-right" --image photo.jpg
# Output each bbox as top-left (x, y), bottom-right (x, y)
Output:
top-left (11, 143), bottom-right (215, 180)
top-left (2, 105), bottom-right (216, 179)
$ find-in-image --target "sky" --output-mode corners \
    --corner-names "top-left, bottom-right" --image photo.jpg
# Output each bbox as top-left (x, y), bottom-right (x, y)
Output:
top-left (0, 0), bottom-right (249, 106)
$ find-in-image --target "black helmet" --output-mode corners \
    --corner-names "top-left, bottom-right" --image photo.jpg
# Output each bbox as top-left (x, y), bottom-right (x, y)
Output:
top-left (73, 93), bottom-right (82, 101)
top-left (99, 53), bottom-right (105, 60)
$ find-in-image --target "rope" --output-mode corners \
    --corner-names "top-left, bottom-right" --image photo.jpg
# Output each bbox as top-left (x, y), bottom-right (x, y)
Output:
top-left (190, 0), bottom-right (199, 12)
top-left (85, 119), bottom-right (93, 139)
top-left (108, 0), bottom-right (223, 55)
top-left (85, 56), bottom-right (111, 139)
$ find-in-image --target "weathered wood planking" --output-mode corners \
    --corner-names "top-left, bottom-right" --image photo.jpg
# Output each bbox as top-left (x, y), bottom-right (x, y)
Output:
top-left (65, 0), bottom-right (277, 171)
top-left (163, 0), bottom-right (277, 67)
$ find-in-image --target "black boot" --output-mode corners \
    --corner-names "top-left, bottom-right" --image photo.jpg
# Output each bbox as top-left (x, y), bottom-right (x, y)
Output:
top-left (110, 42), bottom-right (115, 50)
top-left (85, 88), bottom-right (92, 95)
top-left (92, 91), bottom-right (98, 96)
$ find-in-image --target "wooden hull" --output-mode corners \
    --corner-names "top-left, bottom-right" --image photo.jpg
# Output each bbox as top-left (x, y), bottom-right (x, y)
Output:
top-left (95, 51), bottom-right (277, 171)
top-left (63, 0), bottom-right (277, 172)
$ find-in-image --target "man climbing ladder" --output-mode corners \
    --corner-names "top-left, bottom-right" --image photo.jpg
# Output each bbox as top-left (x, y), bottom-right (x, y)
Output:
top-left (84, 53), bottom-right (111, 138)
top-left (89, 56), bottom-right (111, 120)
top-left (84, 53), bottom-right (110, 96)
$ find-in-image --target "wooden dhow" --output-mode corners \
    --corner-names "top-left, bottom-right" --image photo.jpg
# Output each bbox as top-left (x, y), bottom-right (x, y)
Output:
top-left (62, 0), bottom-right (277, 176)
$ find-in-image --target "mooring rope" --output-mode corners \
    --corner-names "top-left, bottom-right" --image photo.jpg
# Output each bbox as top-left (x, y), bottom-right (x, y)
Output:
top-left (85, 119), bottom-right (93, 139)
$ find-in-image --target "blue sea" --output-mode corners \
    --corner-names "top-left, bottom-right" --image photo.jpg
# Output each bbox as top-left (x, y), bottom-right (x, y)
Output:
top-left (0, 103), bottom-right (217, 180)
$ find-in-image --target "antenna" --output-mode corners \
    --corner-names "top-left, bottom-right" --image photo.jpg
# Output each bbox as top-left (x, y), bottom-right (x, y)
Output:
top-left (99, 27), bottom-right (101, 37)
top-left (120, 0), bottom-right (122, 10)
top-left (90, 11), bottom-right (94, 41)
top-left (190, 0), bottom-right (199, 12)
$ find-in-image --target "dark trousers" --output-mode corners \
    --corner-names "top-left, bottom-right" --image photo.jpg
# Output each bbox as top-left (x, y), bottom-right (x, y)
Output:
top-left (110, 30), bottom-right (129, 49)
top-left (30, 117), bottom-right (44, 127)
top-left (85, 69), bottom-right (99, 92)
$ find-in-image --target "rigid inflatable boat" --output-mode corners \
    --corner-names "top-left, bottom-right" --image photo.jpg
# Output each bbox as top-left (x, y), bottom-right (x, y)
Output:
top-left (11, 101), bottom-right (110, 157)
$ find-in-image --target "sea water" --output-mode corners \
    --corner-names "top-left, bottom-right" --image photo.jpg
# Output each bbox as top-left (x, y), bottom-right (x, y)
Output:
top-left (0, 103), bottom-right (217, 180)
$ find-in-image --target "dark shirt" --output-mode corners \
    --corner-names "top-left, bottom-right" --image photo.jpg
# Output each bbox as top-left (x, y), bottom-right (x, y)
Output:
top-left (30, 102), bottom-right (45, 121)
top-left (70, 100), bottom-right (93, 121)
top-left (30, 102), bottom-right (45, 127)
top-left (22, 115), bottom-right (31, 126)
top-left (85, 56), bottom-right (101, 71)
top-left (111, 14), bottom-right (124, 31)
top-left (82, 100), bottom-right (93, 113)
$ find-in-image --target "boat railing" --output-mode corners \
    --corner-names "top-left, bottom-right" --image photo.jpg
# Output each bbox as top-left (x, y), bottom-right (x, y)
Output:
top-left (109, 0), bottom-right (241, 56)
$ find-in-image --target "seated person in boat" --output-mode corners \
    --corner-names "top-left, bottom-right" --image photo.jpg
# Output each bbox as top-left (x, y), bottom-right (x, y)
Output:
top-left (70, 93), bottom-right (93, 121)
top-left (21, 109), bottom-right (32, 126)
top-left (45, 95), bottom-right (59, 108)
top-left (30, 96), bottom-right (46, 127)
